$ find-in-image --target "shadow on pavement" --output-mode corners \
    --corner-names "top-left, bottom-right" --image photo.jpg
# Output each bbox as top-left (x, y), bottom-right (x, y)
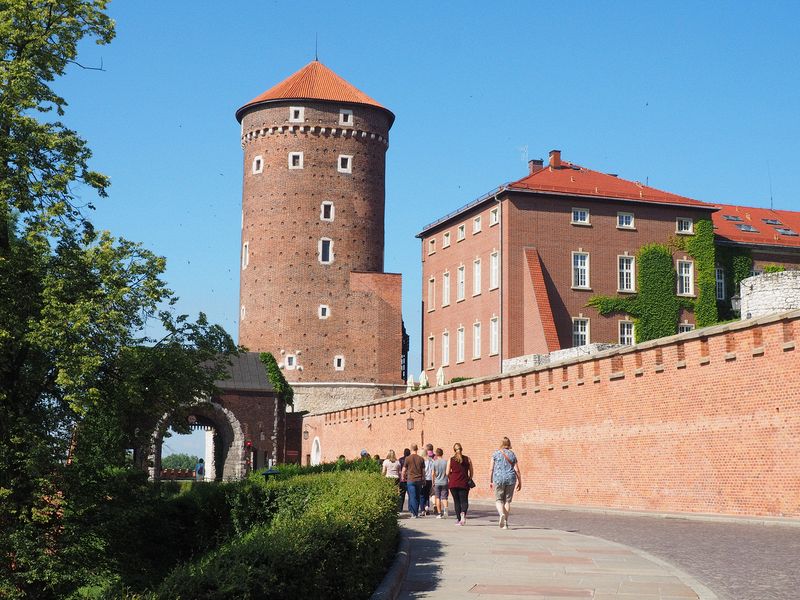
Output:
top-left (400, 527), bottom-right (443, 598)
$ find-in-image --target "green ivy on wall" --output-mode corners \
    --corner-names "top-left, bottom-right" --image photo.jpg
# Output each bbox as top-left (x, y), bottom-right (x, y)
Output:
top-left (716, 246), bottom-right (752, 319)
top-left (259, 352), bottom-right (294, 407)
top-left (672, 218), bottom-right (718, 327)
top-left (588, 243), bottom-right (692, 342)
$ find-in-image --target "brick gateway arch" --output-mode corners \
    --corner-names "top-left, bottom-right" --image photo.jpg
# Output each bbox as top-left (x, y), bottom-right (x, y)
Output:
top-left (149, 353), bottom-right (288, 481)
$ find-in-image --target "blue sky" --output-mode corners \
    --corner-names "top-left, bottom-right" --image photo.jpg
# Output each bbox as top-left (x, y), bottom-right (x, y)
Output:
top-left (56, 1), bottom-right (800, 454)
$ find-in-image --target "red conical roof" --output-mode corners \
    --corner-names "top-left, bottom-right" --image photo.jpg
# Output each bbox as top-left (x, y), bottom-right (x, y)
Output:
top-left (236, 61), bottom-right (393, 123)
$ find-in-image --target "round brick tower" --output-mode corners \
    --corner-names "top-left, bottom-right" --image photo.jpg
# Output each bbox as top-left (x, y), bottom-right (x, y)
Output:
top-left (236, 61), bottom-right (405, 414)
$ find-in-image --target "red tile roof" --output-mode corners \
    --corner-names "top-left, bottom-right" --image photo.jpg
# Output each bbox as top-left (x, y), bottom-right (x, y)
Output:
top-left (712, 204), bottom-right (800, 248)
top-left (524, 248), bottom-right (561, 352)
top-left (509, 161), bottom-right (712, 208)
top-left (236, 60), bottom-right (393, 123)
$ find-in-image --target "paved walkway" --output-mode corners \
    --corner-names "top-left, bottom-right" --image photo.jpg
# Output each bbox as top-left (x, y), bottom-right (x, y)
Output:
top-left (397, 507), bottom-right (715, 600)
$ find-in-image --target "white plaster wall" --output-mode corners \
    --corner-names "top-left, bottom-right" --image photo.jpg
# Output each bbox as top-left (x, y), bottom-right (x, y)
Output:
top-left (293, 383), bottom-right (404, 415)
top-left (740, 271), bottom-right (800, 319)
top-left (503, 343), bottom-right (623, 372)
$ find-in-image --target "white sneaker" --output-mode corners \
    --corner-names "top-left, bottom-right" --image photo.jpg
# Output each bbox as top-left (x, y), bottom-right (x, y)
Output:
top-left (499, 515), bottom-right (506, 528)
top-left (436, 514), bottom-right (442, 519)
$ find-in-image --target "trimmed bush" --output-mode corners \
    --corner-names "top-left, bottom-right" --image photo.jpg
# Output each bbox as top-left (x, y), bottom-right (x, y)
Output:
top-left (156, 472), bottom-right (398, 599)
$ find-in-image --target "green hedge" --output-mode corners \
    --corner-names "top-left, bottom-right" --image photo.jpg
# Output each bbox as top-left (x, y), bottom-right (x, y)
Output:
top-left (155, 472), bottom-right (398, 600)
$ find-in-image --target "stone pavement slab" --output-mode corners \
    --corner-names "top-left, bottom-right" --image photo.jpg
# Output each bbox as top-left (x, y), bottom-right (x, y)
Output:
top-left (397, 508), bottom-right (714, 599)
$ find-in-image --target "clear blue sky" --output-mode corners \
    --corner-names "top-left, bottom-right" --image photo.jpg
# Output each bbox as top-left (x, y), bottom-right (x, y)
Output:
top-left (56, 2), bottom-right (800, 455)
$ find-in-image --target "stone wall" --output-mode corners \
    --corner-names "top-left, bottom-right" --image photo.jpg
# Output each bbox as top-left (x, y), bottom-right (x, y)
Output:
top-left (503, 343), bottom-right (622, 372)
top-left (740, 270), bottom-right (800, 319)
top-left (302, 310), bottom-right (800, 518)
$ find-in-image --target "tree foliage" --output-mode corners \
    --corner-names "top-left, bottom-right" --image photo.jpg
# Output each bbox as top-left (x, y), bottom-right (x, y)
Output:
top-left (0, 3), bottom-right (238, 597)
top-left (260, 352), bottom-right (294, 407)
top-left (161, 453), bottom-right (201, 470)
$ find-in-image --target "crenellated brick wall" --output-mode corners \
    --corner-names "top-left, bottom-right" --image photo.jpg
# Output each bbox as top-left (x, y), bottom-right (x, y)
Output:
top-left (302, 309), bottom-right (800, 518)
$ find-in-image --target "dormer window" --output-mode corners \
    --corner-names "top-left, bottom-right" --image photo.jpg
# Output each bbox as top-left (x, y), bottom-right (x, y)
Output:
top-left (339, 109), bottom-right (353, 126)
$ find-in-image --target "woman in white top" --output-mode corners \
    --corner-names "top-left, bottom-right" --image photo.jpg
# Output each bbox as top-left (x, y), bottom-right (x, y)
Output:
top-left (382, 449), bottom-right (400, 479)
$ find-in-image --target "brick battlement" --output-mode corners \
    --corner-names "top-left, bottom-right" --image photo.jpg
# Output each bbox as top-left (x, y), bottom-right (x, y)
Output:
top-left (303, 309), bottom-right (800, 518)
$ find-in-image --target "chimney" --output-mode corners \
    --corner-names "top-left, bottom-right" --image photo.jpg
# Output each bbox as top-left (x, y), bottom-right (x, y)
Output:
top-left (549, 149), bottom-right (562, 169)
top-left (528, 158), bottom-right (544, 175)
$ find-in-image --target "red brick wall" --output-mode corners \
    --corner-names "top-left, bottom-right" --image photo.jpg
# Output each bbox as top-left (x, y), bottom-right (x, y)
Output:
top-left (302, 311), bottom-right (800, 517)
top-left (216, 390), bottom-right (285, 467)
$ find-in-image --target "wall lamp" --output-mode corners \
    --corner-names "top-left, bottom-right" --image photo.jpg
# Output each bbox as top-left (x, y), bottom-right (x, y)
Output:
top-left (406, 407), bottom-right (424, 431)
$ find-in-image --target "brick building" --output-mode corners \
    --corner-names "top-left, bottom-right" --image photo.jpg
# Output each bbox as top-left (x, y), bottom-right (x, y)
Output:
top-left (236, 61), bottom-right (406, 414)
top-left (418, 150), bottom-right (800, 380)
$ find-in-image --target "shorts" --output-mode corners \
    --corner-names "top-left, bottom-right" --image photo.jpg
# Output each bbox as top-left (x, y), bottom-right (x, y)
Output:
top-left (433, 484), bottom-right (449, 500)
top-left (494, 483), bottom-right (515, 503)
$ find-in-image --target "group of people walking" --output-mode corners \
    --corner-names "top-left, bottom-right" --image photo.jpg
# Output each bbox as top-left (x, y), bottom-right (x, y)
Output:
top-left (380, 437), bottom-right (522, 529)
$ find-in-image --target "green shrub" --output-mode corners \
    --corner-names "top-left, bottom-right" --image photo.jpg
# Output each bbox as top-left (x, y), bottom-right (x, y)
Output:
top-left (156, 472), bottom-right (398, 600)
top-left (450, 376), bottom-right (471, 383)
top-left (764, 264), bottom-right (786, 273)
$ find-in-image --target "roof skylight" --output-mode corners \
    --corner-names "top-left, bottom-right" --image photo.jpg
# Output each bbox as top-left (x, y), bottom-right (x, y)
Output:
top-left (762, 218), bottom-right (782, 225)
top-left (736, 224), bottom-right (759, 233)
top-left (776, 227), bottom-right (799, 236)
top-left (723, 215), bottom-right (743, 222)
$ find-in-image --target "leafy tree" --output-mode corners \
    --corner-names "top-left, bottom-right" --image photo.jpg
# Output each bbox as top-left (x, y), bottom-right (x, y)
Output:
top-left (0, 3), bottom-right (238, 597)
top-left (161, 453), bottom-right (201, 470)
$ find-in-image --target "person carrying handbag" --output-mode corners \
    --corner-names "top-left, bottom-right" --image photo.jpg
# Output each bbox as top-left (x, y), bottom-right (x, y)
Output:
top-left (445, 442), bottom-right (473, 525)
top-left (489, 437), bottom-right (522, 530)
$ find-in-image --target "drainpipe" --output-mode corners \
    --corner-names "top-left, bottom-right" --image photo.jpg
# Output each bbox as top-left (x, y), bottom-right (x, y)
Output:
top-left (494, 188), bottom-right (504, 373)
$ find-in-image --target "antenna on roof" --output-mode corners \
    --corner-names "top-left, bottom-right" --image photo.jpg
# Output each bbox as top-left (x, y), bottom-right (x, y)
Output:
top-left (315, 33), bottom-right (319, 61)
top-left (767, 160), bottom-right (774, 210)
top-left (518, 145), bottom-right (528, 164)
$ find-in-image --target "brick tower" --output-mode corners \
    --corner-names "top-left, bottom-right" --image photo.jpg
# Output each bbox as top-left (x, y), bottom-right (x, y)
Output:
top-left (235, 61), bottom-right (405, 414)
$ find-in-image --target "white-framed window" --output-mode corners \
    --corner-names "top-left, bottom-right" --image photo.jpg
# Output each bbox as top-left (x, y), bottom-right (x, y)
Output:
top-left (472, 321), bottom-right (481, 359)
top-left (339, 108), bottom-right (353, 126)
top-left (677, 260), bottom-right (694, 296)
top-left (457, 224), bottom-right (466, 241)
top-left (715, 267), bottom-right (725, 300)
top-left (240, 304), bottom-right (246, 320)
top-left (427, 238), bottom-right (436, 255)
top-left (490, 251), bottom-right (499, 289)
top-left (441, 331), bottom-right (450, 366)
top-left (319, 238), bottom-right (334, 264)
top-left (618, 255), bottom-right (635, 292)
top-left (572, 252), bottom-right (590, 289)
top-left (571, 207), bottom-right (590, 225)
top-left (490, 207), bottom-right (499, 226)
top-left (427, 277), bottom-right (436, 311)
top-left (320, 201), bottom-right (335, 222)
top-left (619, 321), bottom-right (635, 345)
top-left (617, 212), bottom-right (635, 229)
top-left (473, 215), bottom-right (482, 233)
top-left (442, 271), bottom-right (451, 307)
top-left (456, 327), bottom-right (465, 363)
top-left (333, 355), bottom-right (345, 371)
top-left (338, 155), bottom-right (352, 173)
top-left (318, 304), bottom-right (330, 319)
top-left (456, 265), bottom-right (465, 301)
top-left (678, 323), bottom-right (695, 333)
top-left (750, 268), bottom-right (763, 277)
top-left (572, 318), bottom-right (589, 347)
top-left (472, 258), bottom-right (481, 296)
top-left (427, 336), bottom-right (435, 369)
top-left (288, 152), bottom-right (303, 169)
top-left (289, 106), bottom-right (304, 123)
top-left (285, 354), bottom-right (297, 370)
top-left (490, 317), bottom-right (499, 355)
top-left (241, 241), bottom-right (249, 269)
top-left (252, 155), bottom-right (263, 174)
top-left (442, 231), bottom-right (451, 248)
top-left (676, 217), bottom-right (694, 234)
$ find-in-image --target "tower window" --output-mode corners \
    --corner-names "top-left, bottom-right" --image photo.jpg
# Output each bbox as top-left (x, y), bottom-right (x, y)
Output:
top-left (252, 155), bottom-right (263, 174)
top-left (333, 355), bottom-right (345, 371)
top-left (241, 242), bottom-right (249, 270)
top-left (319, 238), bottom-right (334, 264)
top-left (289, 106), bottom-right (304, 123)
top-left (285, 354), bottom-right (297, 370)
top-left (320, 201), bottom-right (335, 222)
top-left (289, 152), bottom-right (304, 169)
top-left (240, 305), bottom-right (246, 320)
top-left (339, 109), bottom-right (353, 126)
top-left (318, 304), bottom-right (330, 319)
top-left (338, 155), bottom-right (352, 173)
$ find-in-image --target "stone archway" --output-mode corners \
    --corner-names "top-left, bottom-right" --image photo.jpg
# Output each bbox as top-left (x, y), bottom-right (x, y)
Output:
top-left (150, 399), bottom-right (246, 481)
